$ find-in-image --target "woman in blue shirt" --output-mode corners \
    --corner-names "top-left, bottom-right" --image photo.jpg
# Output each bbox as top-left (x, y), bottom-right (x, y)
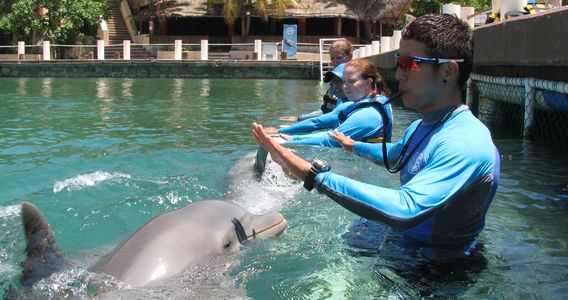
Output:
top-left (268, 59), bottom-right (393, 148)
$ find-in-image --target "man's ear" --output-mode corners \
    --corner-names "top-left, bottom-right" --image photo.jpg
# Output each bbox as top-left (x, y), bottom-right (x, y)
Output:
top-left (442, 60), bottom-right (460, 84)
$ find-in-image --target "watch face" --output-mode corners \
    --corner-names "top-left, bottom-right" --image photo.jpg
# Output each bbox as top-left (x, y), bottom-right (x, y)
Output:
top-left (312, 159), bottom-right (330, 172)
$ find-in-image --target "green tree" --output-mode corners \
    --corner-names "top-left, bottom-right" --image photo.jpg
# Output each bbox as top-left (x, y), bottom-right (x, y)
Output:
top-left (412, 0), bottom-right (491, 17)
top-left (334, 0), bottom-right (398, 21)
top-left (0, 0), bottom-right (109, 45)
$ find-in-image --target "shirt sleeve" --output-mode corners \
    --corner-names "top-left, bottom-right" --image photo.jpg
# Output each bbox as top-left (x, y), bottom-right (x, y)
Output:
top-left (283, 106), bottom-right (384, 148)
top-left (279, 107), bottom-right (342, 134)
top-left (297, 110), bottom-right (323, 122)
top-left (352, 141), bottom-right (403, 165)
top-left (314, 136), bottom-right (492, 231)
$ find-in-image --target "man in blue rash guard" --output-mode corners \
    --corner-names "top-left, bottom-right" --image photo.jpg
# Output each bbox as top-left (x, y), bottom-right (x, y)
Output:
top-left (252, 14), bottom-right (500, 262)
top-left (268, 59), bottom-right (393, 148)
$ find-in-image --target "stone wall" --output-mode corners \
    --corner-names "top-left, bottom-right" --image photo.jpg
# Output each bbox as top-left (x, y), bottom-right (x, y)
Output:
top-left (0, 60), bottom-right (319, 79)
top-left (473, 6), bottom-right (568, 81)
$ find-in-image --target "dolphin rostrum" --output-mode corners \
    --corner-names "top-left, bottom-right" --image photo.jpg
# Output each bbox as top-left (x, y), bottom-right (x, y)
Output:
top-left (19, 200), bottom-right (287, 289)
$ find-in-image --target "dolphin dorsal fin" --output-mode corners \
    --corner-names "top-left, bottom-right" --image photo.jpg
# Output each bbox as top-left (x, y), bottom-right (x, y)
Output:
top-left (20, 202), bottom-right (66, 286)
top-left (21, 202), bottom-right (59, 257)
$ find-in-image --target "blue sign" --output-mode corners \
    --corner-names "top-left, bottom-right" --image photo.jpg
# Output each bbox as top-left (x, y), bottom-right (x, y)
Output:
top-left (282, 24), bottom-right (297, 59)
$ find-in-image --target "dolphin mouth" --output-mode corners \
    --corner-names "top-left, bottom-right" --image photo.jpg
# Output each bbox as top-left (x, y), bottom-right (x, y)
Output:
top-left (233, 213), bottom-right (288, 244)
top-left (251, 213), bottom-right (288, 239)
top-left (256, 216), bottom-right (288, 238)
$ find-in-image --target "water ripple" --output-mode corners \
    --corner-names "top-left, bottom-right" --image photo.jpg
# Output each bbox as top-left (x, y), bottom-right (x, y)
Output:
top-left (53, 171), bottom-right (132, 193)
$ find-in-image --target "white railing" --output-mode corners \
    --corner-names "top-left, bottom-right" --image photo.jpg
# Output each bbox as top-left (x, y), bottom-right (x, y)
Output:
top-left (0, 36), bottom-right (404, 66)
top-left (0, 40), bottom-right (325, 62)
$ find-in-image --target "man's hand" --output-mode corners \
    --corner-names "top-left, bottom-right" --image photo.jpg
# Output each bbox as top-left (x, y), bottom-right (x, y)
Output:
top-left (252, 122), bottom-right (312, 180)
top-left (252, 123), bottom-right (282, 164)
top-left (329, 130), bottom-right (356, 152)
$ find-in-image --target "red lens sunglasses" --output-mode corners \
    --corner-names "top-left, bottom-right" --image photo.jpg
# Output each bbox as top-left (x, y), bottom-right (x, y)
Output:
top-left (395, 53), bottom-right (465, 72)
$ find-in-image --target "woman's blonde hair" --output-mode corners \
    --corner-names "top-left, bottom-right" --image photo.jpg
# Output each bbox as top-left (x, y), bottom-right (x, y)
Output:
top-left (329, 40), bottom-right (353, 58)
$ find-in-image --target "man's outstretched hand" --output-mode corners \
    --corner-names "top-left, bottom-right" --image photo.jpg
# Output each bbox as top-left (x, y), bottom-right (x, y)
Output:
top-left (329, 129), bottom-right (355, 152)
top-left (252, 122), bottom-right (311, 181)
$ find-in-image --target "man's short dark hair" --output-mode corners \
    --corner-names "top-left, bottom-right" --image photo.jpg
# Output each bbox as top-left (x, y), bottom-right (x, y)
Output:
top-left (401, 13), bottom-right (473, 87)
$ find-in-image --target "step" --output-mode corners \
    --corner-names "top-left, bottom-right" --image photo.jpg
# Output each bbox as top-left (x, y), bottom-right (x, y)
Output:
top-left (103, 0), bottom-right (152, 59)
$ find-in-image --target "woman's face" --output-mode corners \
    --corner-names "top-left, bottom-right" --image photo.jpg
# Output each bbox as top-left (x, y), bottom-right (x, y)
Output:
top-left (342, 66), bottom-right (373, 101)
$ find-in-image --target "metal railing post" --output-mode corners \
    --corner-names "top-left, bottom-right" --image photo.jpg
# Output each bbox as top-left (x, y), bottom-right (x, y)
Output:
top-left (524, 78), bottom-right (536, 138)
top-left (392, 30), bottom-right (402, 50)
top-left (380, 37), bottom-right (391, 53)
top-left (17, 41), bottom-right (25, 61)
top-left (42, 41), bottom-right (50, 61)
top-left (466, 78), bottom-right (479, 117)
top-left (372, 41), bottom-right (380, 55)
top-left (254, 40), bottom-right (262, 61)
top-left (174, 40), bottom-right (182, 60)
top-left (123, 40), bottom-right (130, 60)
top-left (359, 46), bottom-right (366, 58)
top-left (97, 40), bottom-right (105, 60)
top-left (200, 40), bottom-right (208, 60)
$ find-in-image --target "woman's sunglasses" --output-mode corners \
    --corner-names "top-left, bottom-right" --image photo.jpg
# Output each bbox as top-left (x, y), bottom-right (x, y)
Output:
top-left (330, 55), bottom-right (345, 60)
top-left (395, 53), bottom-right (464, 72)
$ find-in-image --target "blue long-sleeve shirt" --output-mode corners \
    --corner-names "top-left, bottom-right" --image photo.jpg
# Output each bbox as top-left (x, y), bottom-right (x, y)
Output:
top-left (313, 105), bottom-right (500, 259)
top-left (279, 99), bottom-right (352, 134)
top-left (283, 95), bottom-right (393, 148)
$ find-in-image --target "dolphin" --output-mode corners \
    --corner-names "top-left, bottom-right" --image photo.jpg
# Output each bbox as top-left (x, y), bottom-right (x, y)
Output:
top-left (19, 200), bottom-right (287, 289)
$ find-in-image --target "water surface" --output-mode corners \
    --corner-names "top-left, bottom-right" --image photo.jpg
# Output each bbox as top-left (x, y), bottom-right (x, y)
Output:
top-left (0, 77), bottom-right (566, 298)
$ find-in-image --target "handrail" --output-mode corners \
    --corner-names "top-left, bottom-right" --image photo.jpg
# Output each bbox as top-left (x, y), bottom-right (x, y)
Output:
top-left (469, 73), bottom-right (568, 137)
top-left (0, 40), bottom-right (333, 62)
top-left (471, 73), bottom-right (568, 94)
top-left (120, 0), bottom-right (137, 41)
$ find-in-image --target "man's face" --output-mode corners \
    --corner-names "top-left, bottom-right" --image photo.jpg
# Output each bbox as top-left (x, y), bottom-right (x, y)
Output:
top-left (395, 39), bottom-right (445, 113)
top-left (329, 48), bottom-right (350, 67)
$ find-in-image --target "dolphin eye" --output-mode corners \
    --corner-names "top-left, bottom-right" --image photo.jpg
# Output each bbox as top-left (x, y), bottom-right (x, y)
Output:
top-left (224, 241), bottom-right (232, 249)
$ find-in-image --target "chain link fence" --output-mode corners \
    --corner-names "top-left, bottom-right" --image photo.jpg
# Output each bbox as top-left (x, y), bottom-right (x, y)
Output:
top-left (470, 74), bottom-right (568, 146)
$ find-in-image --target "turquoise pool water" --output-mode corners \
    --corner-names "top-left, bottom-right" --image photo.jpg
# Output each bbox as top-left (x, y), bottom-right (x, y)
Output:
top-left (1, 77), bottom-right (567, 298)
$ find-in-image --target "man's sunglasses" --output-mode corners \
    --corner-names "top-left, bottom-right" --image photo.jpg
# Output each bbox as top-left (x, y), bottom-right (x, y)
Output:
top-left (395, 53), bottom-right (464, 72)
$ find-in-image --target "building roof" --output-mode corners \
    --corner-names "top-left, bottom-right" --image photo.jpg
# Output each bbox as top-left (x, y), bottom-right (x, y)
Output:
top-left (158, 0), bottom-right (411, 23)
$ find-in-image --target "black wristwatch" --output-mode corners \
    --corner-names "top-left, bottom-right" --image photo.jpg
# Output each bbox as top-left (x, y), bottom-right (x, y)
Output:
top-left (303, 158), bottom-right (331, 191)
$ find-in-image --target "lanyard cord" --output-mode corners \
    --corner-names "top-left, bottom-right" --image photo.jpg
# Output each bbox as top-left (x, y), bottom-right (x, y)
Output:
top-left (375, 93), bottom-right (462, 174)
top-left (231, 217), bottom-right (287, 245)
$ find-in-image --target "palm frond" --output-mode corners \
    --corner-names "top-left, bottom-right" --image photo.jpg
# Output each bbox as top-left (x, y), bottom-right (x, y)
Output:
top-left (223, 0), bottom-right (242, 25)
top-left (254, 0), bottom-right (270, 22)
top-left (273, 0), bottom-right (302, 14)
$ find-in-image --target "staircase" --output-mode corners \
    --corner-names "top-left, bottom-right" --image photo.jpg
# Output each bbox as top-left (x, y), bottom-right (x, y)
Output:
top-left (104, 0), bottom-right (153, 60)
